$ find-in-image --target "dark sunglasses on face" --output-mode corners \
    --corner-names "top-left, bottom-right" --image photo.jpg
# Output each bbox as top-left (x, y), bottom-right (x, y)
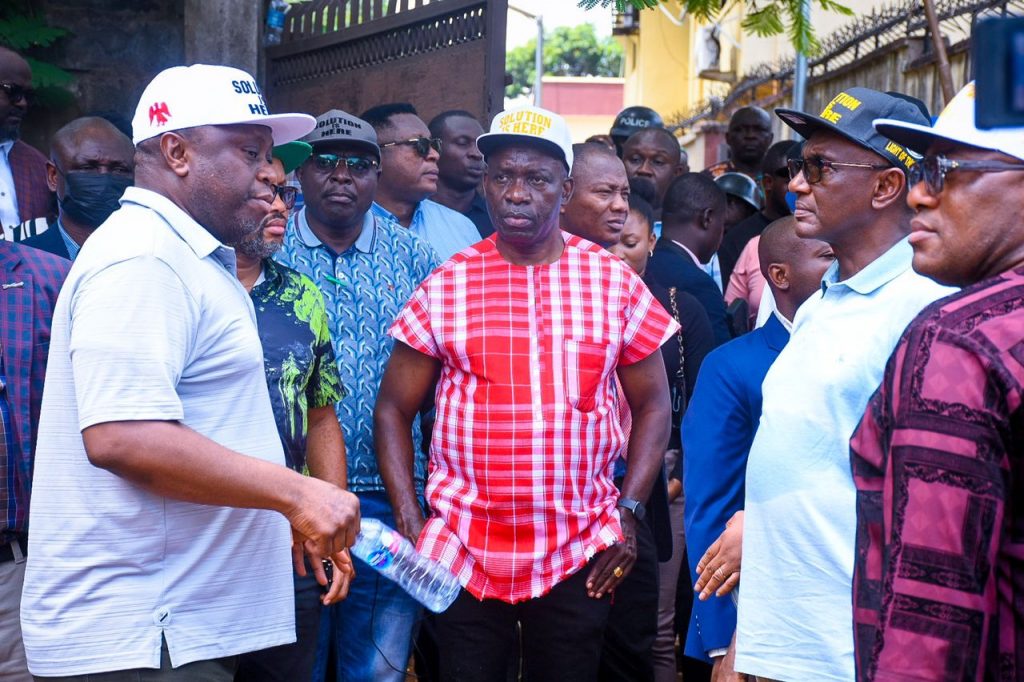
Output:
top-left (772, 167), bottom-right (791, 179)
top-left (270, 184), bottom-right (298, 209)
top-left (379, 136), bottom-right (442, 158)
top-left (310, 153), bottom-right (379, 177)
top-left (0, 82), bottom-right (34, 105)
top-left (787, 156), bottom-right (890, 184)
top-left (908, 154), bottom-right (1024, 195)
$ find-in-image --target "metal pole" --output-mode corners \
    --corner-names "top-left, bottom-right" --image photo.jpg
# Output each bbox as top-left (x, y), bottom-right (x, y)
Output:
top-left (535, 15), bottom-right (544, 106)
top-left (922, 0), bottom-right (955, 104)
top-left (792, 0), bottom-right (810, 114)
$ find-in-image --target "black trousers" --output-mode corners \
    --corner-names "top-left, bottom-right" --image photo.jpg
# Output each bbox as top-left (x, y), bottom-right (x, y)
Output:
top-left (435, 557), bottom-right (612, 682)
top-left (597, 516), bottom-right (659, 682)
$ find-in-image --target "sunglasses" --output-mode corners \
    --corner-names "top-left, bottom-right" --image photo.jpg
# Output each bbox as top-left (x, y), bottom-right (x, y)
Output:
top-left (310, 154), bottom-right (379, 177)
top-left (379, 136), bottom-right (442, 158)
top-left (0, 82), bottom-right (34, 105)
top-left (271, 184), bottom-right (298, 209)
top-left (787, 156), bottom-right (890, 184)
top-left (908, 154), bottom-right (1024, 195)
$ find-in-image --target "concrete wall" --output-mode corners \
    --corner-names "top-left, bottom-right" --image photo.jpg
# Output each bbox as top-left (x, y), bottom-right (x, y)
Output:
top-left (23, 0), bottom-right (260, 153)
top-left (23, 0), bottom-right (186, 151)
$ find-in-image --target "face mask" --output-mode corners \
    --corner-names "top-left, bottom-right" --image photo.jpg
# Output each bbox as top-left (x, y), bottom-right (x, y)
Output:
top-left (59, 171), bottom-right (132, 228)
top-left (785, 190), bottom-right (797, 213)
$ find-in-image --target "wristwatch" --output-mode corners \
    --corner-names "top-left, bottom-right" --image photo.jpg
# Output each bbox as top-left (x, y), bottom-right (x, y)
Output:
top-left (617, 497), bottom-right (646, 521)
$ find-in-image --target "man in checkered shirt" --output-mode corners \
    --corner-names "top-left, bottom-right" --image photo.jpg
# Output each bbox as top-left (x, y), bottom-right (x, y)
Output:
top-left (375, 106), bottom-right (678, 682)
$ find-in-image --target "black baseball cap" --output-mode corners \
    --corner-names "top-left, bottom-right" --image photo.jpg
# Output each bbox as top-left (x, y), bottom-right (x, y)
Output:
top-left (775, 88), bottom-right (929, 173)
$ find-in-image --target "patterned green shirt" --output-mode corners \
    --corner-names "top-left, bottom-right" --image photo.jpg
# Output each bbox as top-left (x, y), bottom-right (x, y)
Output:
top-left (250, 258), bottom-right (345, 474)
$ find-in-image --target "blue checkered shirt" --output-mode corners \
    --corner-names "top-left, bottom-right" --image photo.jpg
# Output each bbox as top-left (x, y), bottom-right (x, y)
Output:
top-left (276, 209), bottom-right (438, 493)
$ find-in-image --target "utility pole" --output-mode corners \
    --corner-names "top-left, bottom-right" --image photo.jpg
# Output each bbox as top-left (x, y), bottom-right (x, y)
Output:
top-left (922, 0), bottom-right (955, 104)
top-left (792, 0), bottom-right (810, 114)
top-left (509, 3), bottom-right (544, 106)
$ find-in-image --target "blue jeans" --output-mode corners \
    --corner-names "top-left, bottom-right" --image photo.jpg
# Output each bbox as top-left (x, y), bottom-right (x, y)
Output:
top-left (311, 491), bottom-right (422, 682)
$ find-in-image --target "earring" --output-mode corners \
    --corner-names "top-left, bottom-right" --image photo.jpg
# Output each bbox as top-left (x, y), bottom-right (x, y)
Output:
top-left (648, 249), bottom-right (654, 258)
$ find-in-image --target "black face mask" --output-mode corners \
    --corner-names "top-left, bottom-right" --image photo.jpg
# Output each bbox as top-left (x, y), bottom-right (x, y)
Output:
top-left (59, 171), bottom-right (132, 229)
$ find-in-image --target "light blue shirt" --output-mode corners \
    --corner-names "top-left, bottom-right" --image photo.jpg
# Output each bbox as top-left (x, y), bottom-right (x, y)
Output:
top-left (371, 198), bottom-right (481, 262)
top-left (735, 238), bottom-right (956, 682)
top-left (276, 208), bottom-right (438, 493)
top-left (56, 220), bottom-right (81, 260)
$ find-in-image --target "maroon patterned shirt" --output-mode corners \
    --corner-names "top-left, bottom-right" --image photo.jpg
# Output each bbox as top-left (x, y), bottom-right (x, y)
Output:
top-left (850, 268), bottom-right (1024, 681)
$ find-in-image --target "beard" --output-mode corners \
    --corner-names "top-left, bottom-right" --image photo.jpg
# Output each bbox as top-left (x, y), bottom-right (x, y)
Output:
top-left (234, 230), bottom-right (282, 260)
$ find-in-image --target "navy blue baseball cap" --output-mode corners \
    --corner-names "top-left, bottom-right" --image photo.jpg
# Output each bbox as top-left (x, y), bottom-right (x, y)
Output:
top-left (775, 88), bottom-right (929, 173)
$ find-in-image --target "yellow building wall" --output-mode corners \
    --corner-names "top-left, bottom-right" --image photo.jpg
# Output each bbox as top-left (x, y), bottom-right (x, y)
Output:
top-left (618, 0), bottom-right (889, 124)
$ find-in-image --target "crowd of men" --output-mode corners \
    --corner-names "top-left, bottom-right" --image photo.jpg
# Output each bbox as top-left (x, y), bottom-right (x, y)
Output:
top-left (0, 39), bottom-right (1022, 682)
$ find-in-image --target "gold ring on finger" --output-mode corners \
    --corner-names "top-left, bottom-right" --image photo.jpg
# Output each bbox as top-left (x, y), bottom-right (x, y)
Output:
top-left (613, 566), bottom-right (624, 578)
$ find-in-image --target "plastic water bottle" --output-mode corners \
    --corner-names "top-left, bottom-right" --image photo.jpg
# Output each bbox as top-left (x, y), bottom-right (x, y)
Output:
top-left (264, 0), bottom-right (289, 46)
top-left (351, 518), bottom-right (462, 613)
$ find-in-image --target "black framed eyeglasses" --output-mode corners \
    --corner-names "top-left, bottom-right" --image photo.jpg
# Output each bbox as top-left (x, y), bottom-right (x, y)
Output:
top-left (309, 153), bottom-right (379, 177)
top-left (270, 184), bottom-right (298, 209)
top-left (908, 154), bottom-right (1024, 195)
top-left (379, 136), bottom-right (442, 158)
top-left (0, 82), bottom-right (34, 105)
top-left (787, 156), bottom-right (891, 184)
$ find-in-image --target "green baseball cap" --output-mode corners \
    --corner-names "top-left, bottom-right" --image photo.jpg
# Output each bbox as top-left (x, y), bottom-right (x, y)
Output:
top-left (272, 140), bottom-right (313, 174)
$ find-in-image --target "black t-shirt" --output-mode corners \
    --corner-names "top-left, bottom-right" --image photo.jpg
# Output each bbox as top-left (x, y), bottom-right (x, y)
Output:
top-left (719, 211), bottom-right (771, 286)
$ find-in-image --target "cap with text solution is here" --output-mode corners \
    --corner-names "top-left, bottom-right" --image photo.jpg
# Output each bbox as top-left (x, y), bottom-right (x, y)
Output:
top-left (477, 105), bottom-right (574, 171)
top-left (131, 64), bottom-right (315, 146)
top-left (775, 87), bottom-right (930, 173)
top-left (874, 82), bottom-right (1024, 163)
top-left (301, 109), bottom-right (380, 159)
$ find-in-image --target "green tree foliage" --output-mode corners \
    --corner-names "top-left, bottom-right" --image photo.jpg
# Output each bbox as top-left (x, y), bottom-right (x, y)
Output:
top-left (506, 24), bottom-right (623, 100)
top-left (577, 0), bottom-right (852, 56)
top-left (0, 2), bottom-right (74, 108)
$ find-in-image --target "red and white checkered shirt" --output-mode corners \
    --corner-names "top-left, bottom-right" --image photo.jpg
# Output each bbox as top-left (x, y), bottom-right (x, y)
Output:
top-left (390, 232), bottom-right (678, 603)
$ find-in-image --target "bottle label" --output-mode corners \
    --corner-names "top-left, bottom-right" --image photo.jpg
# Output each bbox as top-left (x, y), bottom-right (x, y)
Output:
top-left (365, 529), bottom-right (398, 570)
top-left (267, 9), bottom-right (286, 29)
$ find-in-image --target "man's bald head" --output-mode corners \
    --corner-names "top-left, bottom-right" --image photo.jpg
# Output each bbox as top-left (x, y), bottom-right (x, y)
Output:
top-left (51, 116), bottom-right (134, 165)
top-left (570, 141), bottom-right (622, 179)
top-left (758, 215), bottom-right (834, 318)
top-left (0, 47), bottom-right (32, 142)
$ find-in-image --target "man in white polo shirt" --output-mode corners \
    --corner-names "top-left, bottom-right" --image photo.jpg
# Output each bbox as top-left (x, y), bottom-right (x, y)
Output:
top-left (20, 65), bottom-right (360, 680)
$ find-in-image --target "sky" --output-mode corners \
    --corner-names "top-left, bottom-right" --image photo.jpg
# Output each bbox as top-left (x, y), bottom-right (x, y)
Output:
top-left (505, 1), bottom-right (613, 49)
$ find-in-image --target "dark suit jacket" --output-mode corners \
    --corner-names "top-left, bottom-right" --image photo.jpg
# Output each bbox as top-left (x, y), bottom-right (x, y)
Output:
top-left (647, 238), bottom-right (731, 346)
top-left (0, 240), bottom-right (69, 540)
top-left (9, 140), bottom-right (54, 225)
top-left (21, 223), bottom-right (70, 260)
top-left (680, 313), bottom-right (789, 660)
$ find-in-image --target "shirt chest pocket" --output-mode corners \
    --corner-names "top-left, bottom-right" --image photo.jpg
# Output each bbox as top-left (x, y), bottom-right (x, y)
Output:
top-left (563, 339), bottom-right (612, 413)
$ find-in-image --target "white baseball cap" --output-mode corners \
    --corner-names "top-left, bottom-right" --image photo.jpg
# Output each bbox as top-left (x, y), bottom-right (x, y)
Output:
top-left (131, 64), bottom-right (316, 146)
top-left (477, 105), bottom-right (574, 171)
top-left (874, 82), bottom-right (1024, 162)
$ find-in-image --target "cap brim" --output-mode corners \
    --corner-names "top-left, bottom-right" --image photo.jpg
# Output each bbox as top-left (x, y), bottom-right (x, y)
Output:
top-left (774, 107), bottom-right (872, 153)
top-left (308, 138), bottom-right (381, 160)
top-left (477, 132), bottom-right (570, 170)
top-left (272, 141), bottom-right (313, 175)
top-left (257, 113), bottom-right (317, 145)
top-left (872, 118), bottom-right (961, 156)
